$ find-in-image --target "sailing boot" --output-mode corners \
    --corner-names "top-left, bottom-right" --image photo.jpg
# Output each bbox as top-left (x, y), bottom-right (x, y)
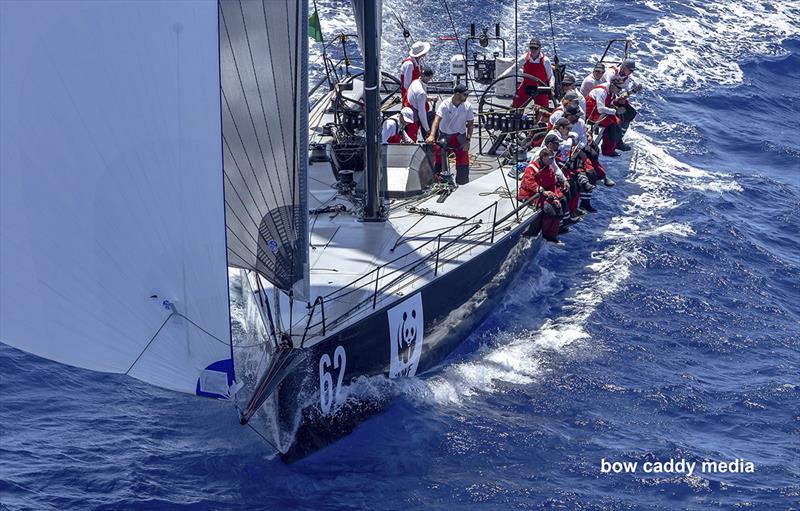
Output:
top-left (603, 176), bottom-right (616, 187)
top-left (617, 140), bottom-right (632, 151)
top-left (580, 198), bottom-right (598, 213)
top-left (455, 164), bottom-right (470, 185)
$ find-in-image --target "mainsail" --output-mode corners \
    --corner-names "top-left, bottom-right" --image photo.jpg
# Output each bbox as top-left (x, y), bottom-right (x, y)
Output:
top-left (0, 0), bottom-right (309, 398)
top-left (220, 0), bottom-right (309, 297)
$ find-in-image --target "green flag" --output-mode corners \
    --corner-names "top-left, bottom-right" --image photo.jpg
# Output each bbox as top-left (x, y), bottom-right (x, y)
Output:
top-left (309, 9), bottom-right (323, 43)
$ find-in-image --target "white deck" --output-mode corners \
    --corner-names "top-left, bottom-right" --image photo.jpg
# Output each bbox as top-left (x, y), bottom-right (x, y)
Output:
top-left (262, 86), bottom-right (537, 347)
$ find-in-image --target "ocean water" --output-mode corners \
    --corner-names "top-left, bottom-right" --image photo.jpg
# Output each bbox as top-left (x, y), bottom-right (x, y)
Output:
top-left (2, 1), bottom-right (799, 510)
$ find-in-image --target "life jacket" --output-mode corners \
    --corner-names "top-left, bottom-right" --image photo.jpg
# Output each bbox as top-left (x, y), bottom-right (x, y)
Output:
top-left (585, 84), bottom-right (614, 123)
top-left (522, 51), bottom-right (549, 87)
top-left (385, 117), bottom-right (404, 144)
top-left (400, 57), bottom-right (421, 100)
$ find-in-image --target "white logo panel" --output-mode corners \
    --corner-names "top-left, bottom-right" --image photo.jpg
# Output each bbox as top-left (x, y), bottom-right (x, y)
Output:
top-left (388, 293), bottom-right (424, 379)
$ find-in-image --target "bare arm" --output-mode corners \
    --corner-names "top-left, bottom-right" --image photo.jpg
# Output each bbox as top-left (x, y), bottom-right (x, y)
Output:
top-left (425, 115), bottom-right (442, 144)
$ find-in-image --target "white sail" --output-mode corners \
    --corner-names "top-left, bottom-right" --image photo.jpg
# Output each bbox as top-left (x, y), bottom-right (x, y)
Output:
top-left (0, 1), bottom-right (235, 398)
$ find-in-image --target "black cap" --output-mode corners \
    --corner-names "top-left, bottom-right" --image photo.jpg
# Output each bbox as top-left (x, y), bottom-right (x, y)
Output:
top-left (565, 105), bottom-right (582, 117)
top-left (562, 74), bottom-right (576, 86)
top-left (622, 59), bottom-right (636, 70)
top-left (543, 134), bottom-right (560, 146)
top-left (453, 83), bottom-right (469, 94)
top-left (421, 66), bottom-right (434, 77)
top-left (555, 117), bottom-right (571, 129)
top-left (529, 37), bottom-right (541, 48)
top-left (610, 76), bottom-right (624, 87)
top-left (593, 62), bottom-right (605, 72)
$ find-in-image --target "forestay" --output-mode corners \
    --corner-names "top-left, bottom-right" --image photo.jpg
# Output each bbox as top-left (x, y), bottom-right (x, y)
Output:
top-left (220, 0), bottom-right (309, 297)
top-left (0, 1), bottom-right (235, 398)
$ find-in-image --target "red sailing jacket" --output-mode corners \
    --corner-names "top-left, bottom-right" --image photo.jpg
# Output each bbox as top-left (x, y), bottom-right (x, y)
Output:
top-left (400, 57), bottom-right (421, 100)
top-left (519, 158), bottom-right (561, 203)
top-left (585, 84), bottom-right (615, 123)
top-left (522, 51), bottom-right (549, 86)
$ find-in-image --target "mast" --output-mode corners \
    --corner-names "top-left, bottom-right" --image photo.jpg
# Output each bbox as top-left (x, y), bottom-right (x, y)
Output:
top-left (361, 0), bottom-right (385, 221)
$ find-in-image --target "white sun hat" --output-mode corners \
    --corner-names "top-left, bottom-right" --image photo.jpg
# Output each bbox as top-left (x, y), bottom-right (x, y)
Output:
top-left (400, 107), bottom-right (414, 123)
top-left (409, 41), bottom-right (431, 58)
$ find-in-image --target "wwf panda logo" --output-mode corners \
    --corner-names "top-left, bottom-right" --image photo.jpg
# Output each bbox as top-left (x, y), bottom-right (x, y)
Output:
top-left (388, 293), bottom-right (424, 379)
top-left (396, 309), bottom-right (417, 365)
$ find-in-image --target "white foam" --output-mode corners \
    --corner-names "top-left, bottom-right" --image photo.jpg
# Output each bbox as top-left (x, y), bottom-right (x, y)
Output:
top-left (635, 0), bottom-right (800, 91)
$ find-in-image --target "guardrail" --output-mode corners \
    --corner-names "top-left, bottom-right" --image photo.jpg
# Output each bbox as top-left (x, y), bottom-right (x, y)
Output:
top-left (300, 196), bottom-right (539, 345)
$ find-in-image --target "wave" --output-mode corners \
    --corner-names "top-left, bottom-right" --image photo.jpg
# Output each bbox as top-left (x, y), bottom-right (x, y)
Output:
top-left (405, 127), bottom-right (741, 407)
top-left (631, 0), bottom-right (800, 91)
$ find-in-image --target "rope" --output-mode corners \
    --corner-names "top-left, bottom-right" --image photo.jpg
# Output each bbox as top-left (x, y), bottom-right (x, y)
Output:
top-left (237, 405), bottom-right (280, 452)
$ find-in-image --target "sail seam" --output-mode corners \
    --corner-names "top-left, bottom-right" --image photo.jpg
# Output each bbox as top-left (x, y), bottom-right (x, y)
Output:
top-left (220, 8), bottom-right (275, 216)
top-left (237, 0), bottom-right (291, 214)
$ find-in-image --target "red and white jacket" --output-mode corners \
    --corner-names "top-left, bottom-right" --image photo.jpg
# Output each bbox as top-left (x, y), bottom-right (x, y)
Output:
top-left (585, 84), bottom-right (618, 122)
top-left (498, 50), bottom-right (554, 87)
top-left (602, 65), bottom-right (637, 93)
top-left (519, 157), bottom-right (562, 203)
top-left (399, 56), bottom-right (421, 100)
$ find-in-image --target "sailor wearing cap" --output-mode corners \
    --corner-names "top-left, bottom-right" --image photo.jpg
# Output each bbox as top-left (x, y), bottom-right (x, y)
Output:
top-left (602, 59), bottom-right (641, 94)
top-left (496, 37), bottom-right (555, 109)
top-left (400, 41), bottom-right (431, 104)
top-left (381, 107), bottom-right (415, 144)
top-left (518, 146), bottom-right (569, 243)
top-left (405, 67), bottom-right (435, 141)
top-left (580, 62), bottom-right (606, 97)
top-left (585, 76), bottom-right (625, 156)
top-left (560, 74), bottom-right (586, 114)
top-left (563, 105), bottom-right (614, 188)
top-left (549, 90), bottom-right (584, 130)
top-left (425, 83), bottom-right (475, 185)
top-left (602, 59), bottom-right (640, 149)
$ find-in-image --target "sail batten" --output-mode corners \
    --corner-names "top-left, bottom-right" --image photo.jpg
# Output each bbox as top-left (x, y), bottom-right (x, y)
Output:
top-left (220, 0), bottom-right (309, 296)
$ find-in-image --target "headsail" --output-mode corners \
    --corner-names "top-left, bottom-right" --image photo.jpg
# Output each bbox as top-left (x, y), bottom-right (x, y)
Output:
top-left (0, 1), bottom-right (234, 398)
top-left (219, 0), bottom-right (310, 298)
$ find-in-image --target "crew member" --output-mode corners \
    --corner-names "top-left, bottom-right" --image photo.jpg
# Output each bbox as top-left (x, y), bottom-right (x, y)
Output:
top-left (381, 107), bottom-right (415, 144)
top-left (603, 59), bottom-right (641, 149)
top-left (580, 62), bottom-right (605, 97)
top-left (405, 67), bottom-right (435, 141)
top-left (426, 83), bottom-right (474, 185)
top-left (560, 74), bottom-right (586, 114)
top-left (548, 90), bottom-right (582, 130)
top-left (518, 147), bottom-right (567, 243)
top-left (399, 41), bottom-right (431, 104)
top-left (497, 37), bottom-right (554, 109)
top-left (585, 76), bottom-right (625, 156)
top-left (563, 105), bottom-right (614, 189)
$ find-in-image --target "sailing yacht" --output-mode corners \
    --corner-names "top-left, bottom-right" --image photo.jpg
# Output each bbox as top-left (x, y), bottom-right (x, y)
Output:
top-left (1, 0), bottom-right (545, 461)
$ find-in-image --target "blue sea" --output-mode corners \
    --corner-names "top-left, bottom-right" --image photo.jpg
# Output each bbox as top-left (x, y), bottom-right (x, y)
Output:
top-left (2, 1), bottom-right (798, 509)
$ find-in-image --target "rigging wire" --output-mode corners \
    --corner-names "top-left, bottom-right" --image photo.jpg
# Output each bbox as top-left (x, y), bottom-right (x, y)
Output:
top-left (545, 0), bottom-right (559, 62)
top-left (388, 8), bottom-right (413, 52)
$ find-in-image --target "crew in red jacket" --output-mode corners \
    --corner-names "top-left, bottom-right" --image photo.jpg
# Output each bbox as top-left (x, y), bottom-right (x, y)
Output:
top-left (585, 76), bottom-right (625, 156)
top-left (497, 38), bottom-right (554, 109)
top-left (399, 41), bottom-right (430, 104)
top-left (519, 147), bottom-right (567, 243)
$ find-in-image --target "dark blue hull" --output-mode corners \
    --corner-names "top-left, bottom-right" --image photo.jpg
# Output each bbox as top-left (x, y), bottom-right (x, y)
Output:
top-left (276, 214), bottom-right (541, 462)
